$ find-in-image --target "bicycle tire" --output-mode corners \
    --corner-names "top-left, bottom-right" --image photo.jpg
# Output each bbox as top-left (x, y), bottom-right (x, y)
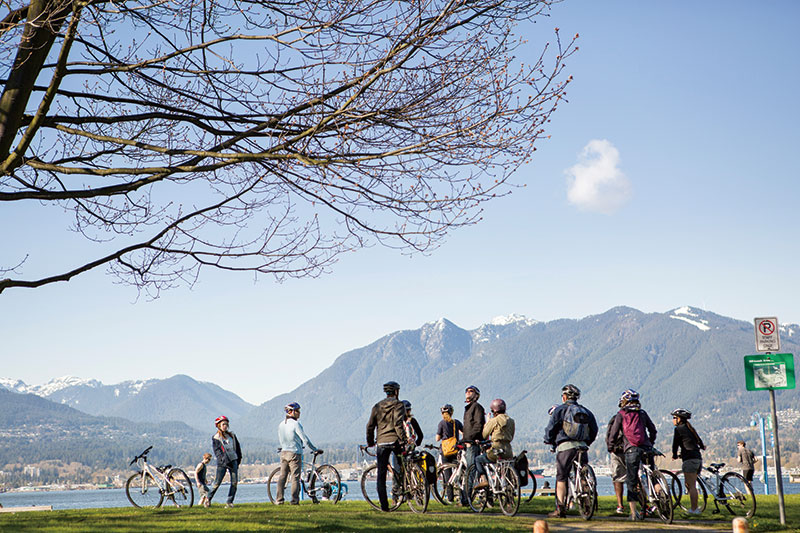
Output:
top-left (577, 464), bottom-right (596, 520)
top-left (125, 472), bottom-right (163, 508)
top-left (720, 472), bottom-right (756, 518)
top-left (434, 463), bottom-right (458, 505)
top-left (466, 464), bottom-right (487, 513)
top-left (525, 469), bottom-right (538, 502)
top-left (675, 471), bottom-right (708, 513)
top-left (360, 463), bottom-right (403, 511)
top-left (165, 468), bottom-right (194, 507)
top-left (651, 468), bottom-right (673, 524)
top-left (309, 464), bottom-right (342, 503)
top-left (498, 465), bottom-right (521, 517)
top-left (405, 462), bottom-right (430, 514)
top-left (266, 467), bottom-right (280, 504)
top-left (661, 469), bottom-right (682, 509)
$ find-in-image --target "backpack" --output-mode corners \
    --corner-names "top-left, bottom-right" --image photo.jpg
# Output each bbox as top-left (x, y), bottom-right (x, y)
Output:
top-left (561, 403), bottom-right (592, 442)
top-left (620, 409), bottom-right (649, 447)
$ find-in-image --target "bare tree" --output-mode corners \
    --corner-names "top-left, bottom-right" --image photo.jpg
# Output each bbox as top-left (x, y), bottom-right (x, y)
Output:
top-left (0, 0), bottom-right (576, 296)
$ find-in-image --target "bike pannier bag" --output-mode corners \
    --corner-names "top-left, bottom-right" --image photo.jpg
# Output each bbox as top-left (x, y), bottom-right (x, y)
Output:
top-left (514, 453), bottom-right (529, 487)
top-left (419, 451), bottom-right (437, 484)
top-left (562, 403), bottom-right (591, 442)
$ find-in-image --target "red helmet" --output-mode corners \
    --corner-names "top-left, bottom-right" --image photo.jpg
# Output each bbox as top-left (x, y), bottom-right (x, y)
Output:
top-left (490, 398), bottom-right (506, 414)
top-left (215, 415), bottom-right (229, 426)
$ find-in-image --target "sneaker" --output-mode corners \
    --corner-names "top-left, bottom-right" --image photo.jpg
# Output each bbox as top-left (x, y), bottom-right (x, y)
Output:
top-left (688, 508), bottom-right (702, 515)
top-left (225, 503), bottom-right (234, 508)
top-left (615, 506), bottom-right (626, 514)
top-left (473, 476), bottom-right (489, 490)
top-left (630, 511), bottom-right (642, 521)
top-left (547, 507), bottom-right (565, 518)
top-left (203, 498), bottom-right (210, 508)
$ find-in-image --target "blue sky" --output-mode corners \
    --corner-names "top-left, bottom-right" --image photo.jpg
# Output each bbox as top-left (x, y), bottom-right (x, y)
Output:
top-left (2, 0), bottom-right (799, 405)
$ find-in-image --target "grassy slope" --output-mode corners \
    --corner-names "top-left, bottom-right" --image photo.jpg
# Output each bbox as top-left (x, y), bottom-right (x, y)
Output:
top-left (0, 495), bottom-right (796, 532)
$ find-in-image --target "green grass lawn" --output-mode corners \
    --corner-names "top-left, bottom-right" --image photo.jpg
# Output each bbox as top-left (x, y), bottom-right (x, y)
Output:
top-left (0, 494), bottom-right (796, 532)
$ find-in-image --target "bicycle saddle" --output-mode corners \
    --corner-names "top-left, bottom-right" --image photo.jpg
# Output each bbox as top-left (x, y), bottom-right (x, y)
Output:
top-left (156, 464), bottom-right (172, 473)
top-left (708, 462), bottom-right (725, 470)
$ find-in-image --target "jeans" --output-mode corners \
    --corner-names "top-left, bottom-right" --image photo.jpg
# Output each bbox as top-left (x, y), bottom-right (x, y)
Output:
top-left (376, 444), bottom-right (402, 511)
top-left (461, 444), bottom-right (478, 505)
top-left (207, 463), bottom-right (239, 504)
top-left (276, 451), bottom-right (302, 504)
top-left (624, 447), bottom-right (652, 503)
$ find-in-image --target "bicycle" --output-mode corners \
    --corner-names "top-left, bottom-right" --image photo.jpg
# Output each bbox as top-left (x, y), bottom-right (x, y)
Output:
top-left (424, 443), bottom-right (469, 505)
top-left (634, 448), bottom-right (673, 523)
top-left (670, 462), bottom-right (755, 518)
top-left (125, 446), bottom-right (194, 508)
top-left (547, 446), bottom-right (596, 519)
top-left (266, 449), bottom-right (342, 504)
top-left (465, 441), bottom-right (522, 516)
top-left (359, 444), bottom-right (430, 513)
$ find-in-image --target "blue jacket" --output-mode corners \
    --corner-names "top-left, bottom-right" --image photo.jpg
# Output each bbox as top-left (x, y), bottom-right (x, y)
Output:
top-left (278, 417), bottom-right (317, 455)
top-left (543, 400), bottom-right (598, 447)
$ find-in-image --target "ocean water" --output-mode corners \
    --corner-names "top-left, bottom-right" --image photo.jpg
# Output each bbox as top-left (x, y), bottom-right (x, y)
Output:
top-left (0, 476), bottom-right (796, 511)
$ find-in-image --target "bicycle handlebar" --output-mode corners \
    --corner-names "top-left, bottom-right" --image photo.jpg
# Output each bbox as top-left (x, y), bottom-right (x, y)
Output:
top-left (129, 445), bottom-right (153, 466)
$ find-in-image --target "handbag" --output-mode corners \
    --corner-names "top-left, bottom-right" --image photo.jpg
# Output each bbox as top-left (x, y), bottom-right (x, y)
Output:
top-left (441, 421), bottom-right (458, 457)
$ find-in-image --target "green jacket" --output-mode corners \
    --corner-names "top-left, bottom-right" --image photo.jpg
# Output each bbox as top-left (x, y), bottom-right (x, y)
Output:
top-left (483, 413), bottom-right (515, 460)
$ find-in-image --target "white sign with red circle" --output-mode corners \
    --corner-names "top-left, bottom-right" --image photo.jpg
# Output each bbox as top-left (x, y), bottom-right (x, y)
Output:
top-left (754, 317), bottom-right (780, 352)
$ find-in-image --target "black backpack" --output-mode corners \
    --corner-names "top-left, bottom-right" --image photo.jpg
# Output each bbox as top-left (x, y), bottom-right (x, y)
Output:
top-left (514, 452), bottom-right (529, 487)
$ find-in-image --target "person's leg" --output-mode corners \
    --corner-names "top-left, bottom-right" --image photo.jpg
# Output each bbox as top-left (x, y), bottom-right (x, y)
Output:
top-left (744, 469), bottom-right (754, 483)
top-left (611, 452), bottom-right (626, 511)
top-left (614, 482), bottom-right (624, 508)
top-left (474, 454), bottom-right (489, 488)
top-left (288, 453), bottom-right (302, 504)
top-left (375, 445), bottom-right (392, 511)
top-left (625, 448), bottom-right (642, 518)
top-left (461, 445), bottom-right (476, 505)
top-left (226, 464), bottom-right (238, 504)
top-left (206, 465), bottom-right (226, 503)
top-left (549, 449), bottom-right (573, 517)
top-left (276, 452), bottom-right (290, 504)
top-left (684, 470), bottom-right (699, 511)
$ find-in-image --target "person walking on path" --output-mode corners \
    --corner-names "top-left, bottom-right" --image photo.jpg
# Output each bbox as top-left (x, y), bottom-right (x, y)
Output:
top-left (195, 453), bottom-right (212, 507)
top-left (366, 381), bottom-right (406, 511)
top-left (276, 401), bottom-right (321, 505)
top-left (737, 440), bottom-right (757, 483)
top-left (207, 415), bottom-right (242, 508)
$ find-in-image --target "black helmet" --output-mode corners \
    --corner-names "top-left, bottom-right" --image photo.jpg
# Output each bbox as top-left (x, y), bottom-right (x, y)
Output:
top-left (465, 385), bottom-right (480, 397)
top-left (383, 381), bottom-right (400, 394)
top-left (671, 408), bottom-right (692, 420)
top-left (561, 384), bottom-right (580, 400)
top-left (490, 398), bottom-right (506, 413)
top-left (440, 404), bottom-right (454, 414)
top-left (401, 400), bottom-right (412, 412)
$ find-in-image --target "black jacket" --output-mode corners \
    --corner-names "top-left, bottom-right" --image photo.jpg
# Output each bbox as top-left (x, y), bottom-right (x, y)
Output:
top-left (366, 396), bottom-right (406, 446)
top-left (212, 432), bottom-right (242, 468)
top-left (463, 401), bottom-right (486, 442)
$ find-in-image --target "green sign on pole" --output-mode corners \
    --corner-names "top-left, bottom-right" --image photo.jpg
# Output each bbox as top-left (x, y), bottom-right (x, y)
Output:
top-left (744, 353), bottom-right (796, 391)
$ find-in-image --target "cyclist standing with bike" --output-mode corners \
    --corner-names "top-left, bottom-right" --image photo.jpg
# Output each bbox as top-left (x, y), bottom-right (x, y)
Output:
top-left (207, 415), bottom-right (242, 508)
top-left (607, 389), bottom-right (657, 521)
top-left (276, 402), bottom-right (321, 505)
top-left (543, 384), bottom-right (598, 518)
top-left (671, 408), bottom-right (705, 515)
top-left (473, 399), bottom-right (515, 490)
top-left (461, 385), bottom-right (485, 504)
top-left (366, 381), bottom-right (407, 511)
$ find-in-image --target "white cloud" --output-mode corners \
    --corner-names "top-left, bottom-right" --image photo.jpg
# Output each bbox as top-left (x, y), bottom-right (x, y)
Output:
top-left (565, 139), bottom-right (632, 214)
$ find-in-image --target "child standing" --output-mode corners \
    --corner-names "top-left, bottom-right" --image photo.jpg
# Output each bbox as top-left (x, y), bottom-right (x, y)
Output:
top-left (195, 453), bottom-right (212, 507)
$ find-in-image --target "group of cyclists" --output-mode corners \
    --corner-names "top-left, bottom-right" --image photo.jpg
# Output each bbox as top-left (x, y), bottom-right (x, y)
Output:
top-left (203, 380), bottom-right (707, 520)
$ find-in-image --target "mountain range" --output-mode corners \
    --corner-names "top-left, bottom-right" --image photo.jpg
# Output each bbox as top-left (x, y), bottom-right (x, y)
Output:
top-left (3, 306), bottom-right (799, 464)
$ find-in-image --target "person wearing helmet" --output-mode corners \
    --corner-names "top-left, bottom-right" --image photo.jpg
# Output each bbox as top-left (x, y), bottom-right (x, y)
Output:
top-left (401, 400), bottom-right (424, 449)
top-left (366, 381), bottom-right (406, 511)
top-left (543, 384), bottom-right (598, 518)
top-left (207, 415), bottom-right (242, 508)
top-left (276, 402), bottom-right (321, 505)
top-left (435, 404), bottom-right (463, 463)
top-left (604, 392), bottom-right (632, 515)
top-left (671, 408), bottom-right (705, 515)
top-left (461, 385), bottom-right (485, 505)
top-left (607, 389), bottom-right (658, 520)
top-left (473, 398), bottom-right (515, 490)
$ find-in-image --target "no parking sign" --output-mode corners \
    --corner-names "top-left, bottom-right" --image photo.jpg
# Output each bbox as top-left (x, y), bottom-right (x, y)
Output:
top-left (754, 317), bottom-right (780, 352)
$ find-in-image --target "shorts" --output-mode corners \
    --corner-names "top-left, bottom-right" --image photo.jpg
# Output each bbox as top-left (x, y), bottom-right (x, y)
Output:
top-left (743, 468), bottom-right (754, 482)
top-left (682, 458), bottom-right (702, 474)
top-left (610, 453), bottom-right (626, 483)
top-left (556, 447), bottom-right (587, 482)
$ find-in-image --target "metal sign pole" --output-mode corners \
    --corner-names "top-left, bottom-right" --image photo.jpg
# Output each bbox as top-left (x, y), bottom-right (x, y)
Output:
top-left (758, 415), bottom-right (769, 495)
top-left (768, 388), bottom-right (785, 525)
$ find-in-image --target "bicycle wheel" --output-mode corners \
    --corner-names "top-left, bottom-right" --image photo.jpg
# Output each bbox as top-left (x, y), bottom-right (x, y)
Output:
top-left (720, 472), bottom-right (756, 518)
top-left (266, 467), bottom-right (281, 504)
top-left (498, 465), bottom-right (521, 517)
top-left (165, 468), bottom-right (194, 507)
top-left (675, 472), bottom-right (708, 513)
top-left (464, 464), bottom-right (486, 513)
top-left (125, 472), bottom-right (164, 508)
top-left (525, 469), bottom-right (538, 502)
top-left (661, 469), bottom-right (682, 509)
top-left (577, 465), bottom-right (596, 520)
top-left (651, 469), bottom-right (673, 524)
top-left (405, 462), bottom-right (430, 513)
top-left (360, 463), bottom-right (403, 512)
top-left (434, 464), bottom-right (458, 505)
top-left (309, 464), bottom-right (342, 503)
